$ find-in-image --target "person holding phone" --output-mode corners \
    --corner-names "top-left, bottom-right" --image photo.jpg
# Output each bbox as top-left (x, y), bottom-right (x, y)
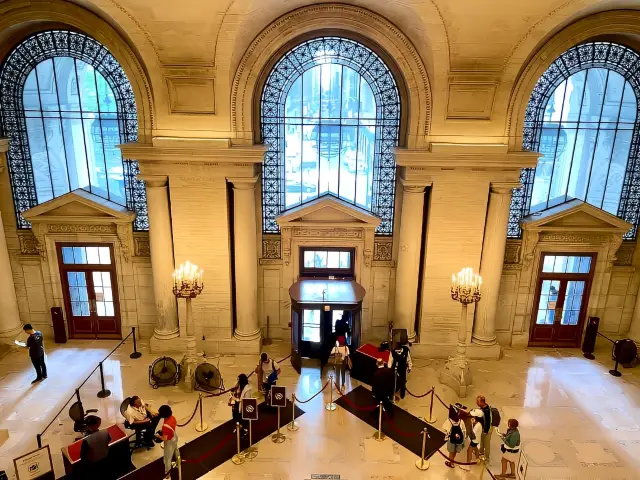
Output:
top-left (229, 373), bottom-right (252, 436)
top-left (17, 324), bottom-right (47, 383)
top-left (497, 418), bottom-right (521, 478)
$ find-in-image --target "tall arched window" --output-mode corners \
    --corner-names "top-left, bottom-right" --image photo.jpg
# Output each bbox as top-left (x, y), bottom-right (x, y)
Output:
top-left (0, 30), bottom-right (148, 230)
top-left (261, 37), bottom-right (401, 235)
top-left (508, 42), bottom-right (640, 238)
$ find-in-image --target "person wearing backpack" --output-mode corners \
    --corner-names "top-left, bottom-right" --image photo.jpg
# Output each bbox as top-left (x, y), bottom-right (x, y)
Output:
top-left (476, 394), bottom-right (501, 462)
top-left (331, 338), bottom-right (350, 394)
top-left (255, 352), bottom-right (281, 402)
top-left (442, 406), bottom-right (466, 468)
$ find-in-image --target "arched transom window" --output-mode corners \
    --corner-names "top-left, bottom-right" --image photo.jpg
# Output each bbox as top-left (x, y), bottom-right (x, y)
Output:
top-left (261, 37), bottom-right (401, 234)
top-left (0, 30), bottom-right (148, 230)
top-left (509, 42), bottom-right (640, 238)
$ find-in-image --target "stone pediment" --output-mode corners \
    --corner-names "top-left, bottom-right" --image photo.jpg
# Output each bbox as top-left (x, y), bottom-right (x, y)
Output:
top-left (276, 195), bottom-right (381, 229)
top-left (522, 199), bottom-right (631, 233)
top-left (22, 190), bottom-right (135, 224)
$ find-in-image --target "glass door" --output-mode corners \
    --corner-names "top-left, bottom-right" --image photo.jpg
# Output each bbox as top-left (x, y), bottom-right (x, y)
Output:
top-left (530, 254), bottom-right (594, 347)
top-left (58, 244), bottom-right (122, 339)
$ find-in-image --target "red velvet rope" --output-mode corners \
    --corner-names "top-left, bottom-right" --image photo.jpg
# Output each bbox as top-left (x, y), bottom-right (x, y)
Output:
top-left (436, 447), bottom-right (482, 466)
top-left (406, 386), bottom-right (434, 398)
top-left (293, 380), bottom-right (329, 404)
top-left (332, 382), bottom-right (378, 411)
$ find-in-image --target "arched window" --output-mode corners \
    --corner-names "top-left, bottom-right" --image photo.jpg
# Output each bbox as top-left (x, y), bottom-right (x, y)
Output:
top-left (508, 42), bottom-right (640, 238)
top-left (261, 37), bottom-right (401, 234)
top-left (0, 30), bottom-right (148, 230)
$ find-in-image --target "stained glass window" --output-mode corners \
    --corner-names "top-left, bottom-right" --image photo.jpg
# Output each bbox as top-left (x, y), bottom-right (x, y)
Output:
top-left (261, 37), bottom-right (401, 235)
top-left (508, 42), bottom-right (640, 239)
top-left (0, 30), bottom-right (148, 231)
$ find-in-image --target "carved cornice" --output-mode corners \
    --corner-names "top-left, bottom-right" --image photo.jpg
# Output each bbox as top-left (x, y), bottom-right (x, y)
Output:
top-left (119, 141), bottom-right (266, 164)
top-left (259, 258), bottom-right (283, 266)
top-left (538, 233), bottom-right (610, 244)
top-left (374, 240), bottom-right (393, 261)
top-left (292, 227), bottom-right (363, 239)
top-left (372, 260), bottom-right (396, 268)
top-left (395, 144), bottom-right (540, 170)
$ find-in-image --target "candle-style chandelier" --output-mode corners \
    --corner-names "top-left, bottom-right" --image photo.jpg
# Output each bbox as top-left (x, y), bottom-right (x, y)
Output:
top-left (451, 267), bottom-right (482, 305)
top-left (172, 261), bottom-right (204, 298)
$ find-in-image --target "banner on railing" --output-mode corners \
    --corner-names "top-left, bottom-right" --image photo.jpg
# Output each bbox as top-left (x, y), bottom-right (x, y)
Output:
top-left (13, 446), bottom-right (54, 480)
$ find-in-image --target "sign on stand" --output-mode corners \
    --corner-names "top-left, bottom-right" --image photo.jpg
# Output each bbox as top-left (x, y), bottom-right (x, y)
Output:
top-left (516, 451), bottom-right (528, 480)
top-left (242, 398), bottom-right (258, 421)
top-left (271, 386), bottom-right (287, 408)
top-left (13, 446), bottom-right (54, 480)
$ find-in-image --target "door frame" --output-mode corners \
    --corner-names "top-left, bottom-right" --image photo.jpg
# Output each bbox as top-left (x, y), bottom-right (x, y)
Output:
top-left (56, 242), bottom-right (122, 340)
top-left (528, 252), bottom-right (596, 348)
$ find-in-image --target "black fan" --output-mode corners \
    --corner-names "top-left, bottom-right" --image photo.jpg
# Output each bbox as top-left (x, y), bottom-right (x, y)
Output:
top-left (609, 339), bottom-right (638, 377)
top-left (195, 363), bottom-right (224, 393)
top-left (148, 356), bottom-right (181, 389)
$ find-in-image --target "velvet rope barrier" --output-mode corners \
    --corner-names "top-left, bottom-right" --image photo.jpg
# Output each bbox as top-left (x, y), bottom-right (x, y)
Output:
top-left (382, 411), bottom-right (423, 437)
top-left (293, 380), bottom-right (329, 404)
top-left (405, 386), bottom-right (434, 399)
top-left (433, 390), bottom-right (450, 409)
top-left (435, 448), bottom-right (481, 466)
top-left (181, 431), bottom-right (235, 464)
top-left (332, 382), bottom-right (378, 411)
top-left (177, 398), bottom-right (201, 427)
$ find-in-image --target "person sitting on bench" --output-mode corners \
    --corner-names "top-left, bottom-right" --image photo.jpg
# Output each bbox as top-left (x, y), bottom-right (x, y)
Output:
top-left (124, 396), bottom-right (159, 448)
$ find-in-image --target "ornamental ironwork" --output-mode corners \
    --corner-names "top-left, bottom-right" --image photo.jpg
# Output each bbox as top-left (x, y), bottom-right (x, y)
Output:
top-left (508, 42), bottom-right (640, 239)
top-left (0, 30), bottom-right (148, 231)
top-left (260, 37), bottom-right (401, 235)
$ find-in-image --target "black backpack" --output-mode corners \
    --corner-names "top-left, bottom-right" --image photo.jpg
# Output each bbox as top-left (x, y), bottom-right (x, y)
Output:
top-left (491, 407), bottom-right (501, 427)
top-left (450, 422), bottom-right (464, 445)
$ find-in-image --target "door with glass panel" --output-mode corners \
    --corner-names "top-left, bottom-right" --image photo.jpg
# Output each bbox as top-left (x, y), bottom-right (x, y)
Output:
top-left (57, 244), bottom-right (121, 339)
top-left (530, 254), bottom-right (595, 347)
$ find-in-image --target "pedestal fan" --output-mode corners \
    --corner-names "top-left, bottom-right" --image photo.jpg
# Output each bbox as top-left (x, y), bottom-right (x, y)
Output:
top-left (194, 362), bottom-right (225, 393)
top-left (148, 356), bottom-right (181, 388)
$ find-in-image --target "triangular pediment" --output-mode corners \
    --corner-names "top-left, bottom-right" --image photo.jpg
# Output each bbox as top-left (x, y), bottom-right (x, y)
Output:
top-left (276, 195), bottom-right (381, 228)
top-left (522, 199), bottom-right (631, 233)
top-left (22, 190), bottom-right (135, 224)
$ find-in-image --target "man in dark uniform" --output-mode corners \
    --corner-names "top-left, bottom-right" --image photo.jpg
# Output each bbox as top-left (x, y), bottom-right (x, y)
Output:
top-left (334, 314), bottom-right (351, 345)
top-left (390, 342), bottom-right (413, 399)
top-left (80, 415), bottom-right (111, 479)
top-left (22, 324), bottom-right (47, 383)
top-left (371, 358), bottom-right (395, 417)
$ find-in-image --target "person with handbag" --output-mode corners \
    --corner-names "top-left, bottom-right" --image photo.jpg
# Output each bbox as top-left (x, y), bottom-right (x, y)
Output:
top-left (229, 373), bottom-right (252, 436)
top-left (155, 405), bottom-right (178, 477)
top-left (331, 338), bottom-right (350, 394)
top-left (497, 418), bottom-right (521, 478)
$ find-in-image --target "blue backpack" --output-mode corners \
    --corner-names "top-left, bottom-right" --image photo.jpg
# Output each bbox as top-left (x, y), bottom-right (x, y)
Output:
top-left (266, 360), bottom-right (278, 384)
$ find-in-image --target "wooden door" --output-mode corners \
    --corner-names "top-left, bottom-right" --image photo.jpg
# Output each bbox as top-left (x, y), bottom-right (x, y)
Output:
top-left (290, 309), bottom-right (302, 374)
top-left (529, 253), bottom-right (595, 347)
top-left (58, 244), bottom-right (122, 339)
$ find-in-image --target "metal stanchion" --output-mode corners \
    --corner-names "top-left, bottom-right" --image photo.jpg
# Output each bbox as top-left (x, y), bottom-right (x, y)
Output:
top-left (76, 388), bottom-right (81, 403)
top-left (415, 427), bottom-right (430, 470)
top-left (325, 374), bottom-right (336, 411)
top-left (271, 406), bottom-right (286, 443)
top-left (195, 394), bottom-right (208, 432)
top-left (97, 361), bottom-right (111, 398)
top-left (393, 366), bottom-right (397, 403)
top-left (372, 402), bottom-right (385, 441)
top-left (130, 326), bottom-right (142, 359)
top-left (37, 434), bottom-right (42, 449)
top-left (231, 422), bottom-right (245, 465)
top-left (425, 387), bottom-right (437, 424)
top-left (287, 393), bottom-right (299, 431)
top-left (175, 448), bottom-right (182, 480)
top-left (242, 420), bottom-right (258, 459)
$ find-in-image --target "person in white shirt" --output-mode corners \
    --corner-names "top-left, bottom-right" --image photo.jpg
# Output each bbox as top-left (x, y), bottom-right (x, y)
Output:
top-left (467, 409), bottom-right (484, 465)
top-left (443, 406), bottom-right (467, 468)
top-left (255, 352), bottom-right (281, 400)
top-left (125, 396), bottom-right (159, 447)
top-left (229, 373), bottom-right (253, 436)
top-left (331, 338), bottom-right (350, 393)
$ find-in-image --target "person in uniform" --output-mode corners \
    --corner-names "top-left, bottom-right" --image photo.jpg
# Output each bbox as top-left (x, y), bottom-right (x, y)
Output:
top-left (390, 342), bottom-right (412, 399)
top-left (79, 416), bottom-right (111, 479)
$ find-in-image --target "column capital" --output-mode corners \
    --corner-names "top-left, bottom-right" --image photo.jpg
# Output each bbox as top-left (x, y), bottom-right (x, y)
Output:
top-left (490, 181), bottom-right (520, 195)
top-left (228, 175), bottom-right (259, 190)
top-left (399, 177), bottom-right (429, 194)
top-left (138, 175), bottom-right (168, 188)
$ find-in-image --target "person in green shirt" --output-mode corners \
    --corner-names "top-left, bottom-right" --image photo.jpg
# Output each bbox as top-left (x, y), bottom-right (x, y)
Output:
top-left (498, 418), bottom-right (521, 478)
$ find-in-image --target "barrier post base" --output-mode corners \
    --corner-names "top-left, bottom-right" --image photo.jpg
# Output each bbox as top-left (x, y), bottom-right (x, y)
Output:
top-left (271, 431), bottom-right (286, 443)
top-left (324, 402), bottom-right (337, 411)
top-left (415, 458), bottom-right (430, 470)
top-left (97, 389), bottom-right (111, 399)
top-left (231, 454), bottom-right (245, 465)
top-left (195, 422), bottom-right (208, 432)
top-left (372, 431), bottom-right (385, 442)
top-left (287, 421), bottom-right (299, 431)
top-left (242, 446), bottom-right (258, 459)
top-left (130, 352), bottom-right (142, 359)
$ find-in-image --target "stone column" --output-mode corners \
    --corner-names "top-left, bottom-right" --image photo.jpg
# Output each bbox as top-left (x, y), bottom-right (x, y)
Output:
top-left (394, 182), bottom-right (426, 342)
top-left (143, 176), bottom-right (179, 350)
top-left (629, 292), bottom-right (640, 345)
top-left (472, 183), bottom-right (516, 349)
top-left (230, 177), bottom-right (261, 341)
top-left (0, 140), bottom-right (22, 342)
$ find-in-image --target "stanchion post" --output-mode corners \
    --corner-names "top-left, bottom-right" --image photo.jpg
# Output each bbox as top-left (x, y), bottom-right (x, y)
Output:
top-left (76, 388), bottom-right (81, 404)
top-left (325, 374), bottom-right (336, 411)
top-left (195, 394), bottom-right (208, 432)
top-left (97, 361), bottom-right (111, 398)
top-left (372, 402), bottom-right (385, 441)
top-left (231, 422), bottom-right (245, 465)
top-left (415, 427), bottom-right (430, 470)
top-left (130, 326), bottom-right (142, 359)
top-left (175, 447), bottom-right (182, 480)
top-left (287, 393), bottom-right (299, 431)
top-left (37, 434), bottom-right (42, 449)
top-left (425, 387), bottom-right (437, 424)
top-left (243, 420), bottom-right (258, 459)
top-left (393, 366), bottom-right (397, 404)
top-left (271, 406), bottom-right (286, 443)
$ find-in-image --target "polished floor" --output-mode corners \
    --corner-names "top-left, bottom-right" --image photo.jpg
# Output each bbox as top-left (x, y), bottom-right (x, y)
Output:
top-left (1, 337), bottom-right (639, 479)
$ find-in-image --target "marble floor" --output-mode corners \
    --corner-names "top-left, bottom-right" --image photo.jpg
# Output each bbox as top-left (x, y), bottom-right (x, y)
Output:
top-left (1, 337), bottom-right (640, 480)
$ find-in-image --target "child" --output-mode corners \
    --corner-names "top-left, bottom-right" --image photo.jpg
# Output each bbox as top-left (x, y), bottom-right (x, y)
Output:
top-left (498, 418), bottom-right (521, 478)
top-left (442, 406), bottom-right (466, 468)
top-left (467, 409), bottom-right (484, 465)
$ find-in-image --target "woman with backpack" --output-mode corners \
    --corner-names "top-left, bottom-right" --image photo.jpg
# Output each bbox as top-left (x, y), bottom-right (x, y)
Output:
top-left (466, 409), bottom-right (485, 465)
top-left (228, 373), bottom-right (252, 436)
top-left (443, 406), bottom-right (466, 468)
top-left (331, 338), bottom-right (350, 394)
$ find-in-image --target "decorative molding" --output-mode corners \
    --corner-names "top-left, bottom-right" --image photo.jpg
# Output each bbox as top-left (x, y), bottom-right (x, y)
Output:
top-left (538, 233), bottom-right (609, 244)
top-left (292, 227), bottom-right (363, 239)
top-left (47, 224), bottom-right (117, 234)
top-left (374, 240), bottom-right (393, 261)
top-left (395, 145), bottom-right (539, 170)
top-left (165, 76), bottom-right (215, 114)
top-left (446, 81), bottom-right (497, 120)
top-left (262, 237), bottom-right (281, 259)
top-left (116, 225), bottom-right (131, 263)
top-left (364, 248), bottom-right (372, 267)
top-left (504, 241), bottom-right (521, 264)
top-left (119, 142), bottom-right (266, 164)
top-left (259, 258), bottom-right (283, 266)
top-left (614, 242), bottom-right (635, 266)
top-left (607, 236), bottom-right (624, 273)
top-left (134, 236), bottom-right (150, 257)
top-left (503, 264), bottom-right (522, 271)
top-left (18, 233), bottom-right (39, 255)
top-left (372, 260), bottom-right (396, 268)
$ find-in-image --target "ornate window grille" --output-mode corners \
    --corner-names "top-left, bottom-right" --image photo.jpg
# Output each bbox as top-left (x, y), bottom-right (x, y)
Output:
top-left (0, 30), bottom-right (148, 231)
top-left (508, 42), bottom-right (640, 239)
top-left (260, 37), bottom-right (401, 235)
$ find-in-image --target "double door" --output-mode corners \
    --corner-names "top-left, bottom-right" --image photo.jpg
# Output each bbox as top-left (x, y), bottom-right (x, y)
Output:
top-left (58, 244), bottom-right (122, 339)
top-left (529, 254), bottom-right (595, 347)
